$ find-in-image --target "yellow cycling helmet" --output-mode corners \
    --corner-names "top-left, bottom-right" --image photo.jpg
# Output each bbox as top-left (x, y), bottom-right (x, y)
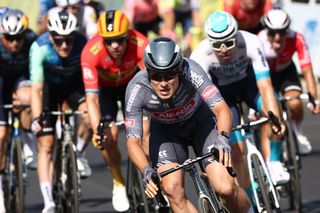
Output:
top-left (97, 10), bottom-right (129, 38)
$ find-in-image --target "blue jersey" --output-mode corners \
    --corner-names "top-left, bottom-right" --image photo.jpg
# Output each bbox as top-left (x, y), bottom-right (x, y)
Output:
top-left (29, 32), bottom-right (87, 84)
top-left (0, 29), bottom-right (37, 78)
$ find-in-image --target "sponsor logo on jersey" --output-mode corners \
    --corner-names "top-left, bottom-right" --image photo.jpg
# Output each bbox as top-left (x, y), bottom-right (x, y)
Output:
top-left (126, 84), bottom-right (141, 112)
top-left (190, 70), bottom-right (204, 88)
top-left (90, 42), bottom-right (102, 55)
top-left (125, 118), bottom-right (136, 128)
top-left (201, 85), bottom-right (218, 101)
top-left (152, 99), bottom-right (196, 122)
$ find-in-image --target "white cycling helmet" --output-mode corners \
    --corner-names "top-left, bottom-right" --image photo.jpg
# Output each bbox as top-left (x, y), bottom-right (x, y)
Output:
top-left (262, 8), bottom-right (290, 30)
top-left (47, 11), bottom-right (78, 35)
top-left (1, 9), bottom-right (29, 35)
top-left (55, 0), bottom-right (81, 7)
top-left (205, 11), bottom-right (238, 43)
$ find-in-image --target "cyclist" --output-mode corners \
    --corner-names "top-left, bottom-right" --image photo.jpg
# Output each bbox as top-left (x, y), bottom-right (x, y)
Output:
top-left (81, 9), bottom-right (149, 212)
top-left (190, 11), bottom-right (287, 199)
top-left (125, 37), bottom-right (252, 213)
top-left (0, 8), bottom-right (38, 212)
top-left (48, 0), bottom-right (97, 39)
top-left (224, 0), bottom-right (273, 34)
top-left (30, 11), bottom-right (90, 213)
top-left (258, 8), bottom-right (320, 154)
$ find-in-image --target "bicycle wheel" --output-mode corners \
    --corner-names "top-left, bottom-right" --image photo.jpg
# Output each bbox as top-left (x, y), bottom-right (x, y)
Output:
top-left (3, 137), bottom-right (25, 213)
top-left (283, 121), bottom-right (302, 212)
top-left (63, 142), bottom-right (79, 213)
top-left (126, 160), bottom-right (150, 213)
top-left (198, 196), bottom-right (218, 213)
top-left (251, 154), bottom-right (273, 213)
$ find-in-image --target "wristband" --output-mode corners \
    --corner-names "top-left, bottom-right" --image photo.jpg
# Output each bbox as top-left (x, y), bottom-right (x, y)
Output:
top-left (219, 131), bottom-right (230, 139)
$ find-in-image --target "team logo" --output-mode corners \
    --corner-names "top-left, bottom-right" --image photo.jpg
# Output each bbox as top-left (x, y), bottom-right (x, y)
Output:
top-left (201, 86), bottom-right (218, 101)
top-left (125, 118), bottom-right (136, 128)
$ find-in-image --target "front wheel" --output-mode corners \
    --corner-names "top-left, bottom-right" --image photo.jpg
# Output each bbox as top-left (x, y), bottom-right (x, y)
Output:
top-left (63, 142), bottom-right (80, 213)
top-left (3, 137), bottom-right (25, 213)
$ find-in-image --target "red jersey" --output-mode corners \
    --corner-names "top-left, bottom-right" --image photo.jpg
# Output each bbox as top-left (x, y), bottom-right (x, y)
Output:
top-left (81, 29), bottom-right (149, 91)
top-left (224, 0), bottom-right (272, 34)
top-left (258, 29), bottom-right (312, 72)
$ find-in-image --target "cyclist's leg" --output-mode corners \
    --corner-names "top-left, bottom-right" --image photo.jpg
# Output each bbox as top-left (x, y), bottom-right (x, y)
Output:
top-left (14, 77), bottom-right (37, 168)
top-left (99, 85), bottom-right (129, 211)
top-left (150, 121), bottom-right (197, 213)
top-left (37, 83), bottom-right (60, 211)
top-left (191, 104), bottom-right (250, 213)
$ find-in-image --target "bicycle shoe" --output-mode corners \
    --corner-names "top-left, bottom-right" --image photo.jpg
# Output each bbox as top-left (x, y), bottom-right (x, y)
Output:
top-left (0, 194), bottom-right (5, 213)
top-left (268, 161), bottom-right (290, 185)
top-left (112, 184), bottom-right (130, 212)
top-left (41, 203), bottom-right (55, 213)
top-left (76, 152), bottom-right (92, 178)
top-left (297, 134), bottom-right (312, 155)
top-left (25, 155), bottom-right (37, 170)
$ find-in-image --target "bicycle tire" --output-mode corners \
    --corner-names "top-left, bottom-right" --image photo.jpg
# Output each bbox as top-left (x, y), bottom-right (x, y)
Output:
top-left (198, 196), bottom-right (218, 213)
top-left (251, 154), bottom-right (273, 213)
top-left (283, 121), bottom-right (302, 212)
top-left (63, 142), bottom-right (80, 213)
top-left (3, 137), bottom-right (25, 213)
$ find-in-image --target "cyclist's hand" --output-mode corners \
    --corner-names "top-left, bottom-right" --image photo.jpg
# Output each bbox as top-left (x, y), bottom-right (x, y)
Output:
top-left (143, 166), bottom-right (159, 199)
top-left (214, 134), bottom-right (232, 167)
top-left (91, 132), bottom-right (107, 150)
top-left (307, 99), bottom-right (320, 114)
top-left (271, 121), bottom-right (286, 136)
top-left (31, 117), bottom-right (41, 134)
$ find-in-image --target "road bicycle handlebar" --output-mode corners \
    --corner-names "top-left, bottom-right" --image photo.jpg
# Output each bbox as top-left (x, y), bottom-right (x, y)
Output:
top-left (232, 111), bottom-right (280, 132)
top-left (158, 148), bottom-right (237, 178)
top-left (42, 110), bottom-right (87, 116)
top-left (96, 118), bottom-right (125, 150)
top-left (280, 92), bottom-right (316, 108)
top-left (0, 104), bottom-right (30, 109)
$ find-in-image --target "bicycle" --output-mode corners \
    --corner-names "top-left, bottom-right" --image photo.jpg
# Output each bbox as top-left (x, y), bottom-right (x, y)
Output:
top-left (1, 104), bottom-right (28, 213)
top-left (41, 109), bottom-right (85, 213)
top-left (152, 147), bottom-right (236, 213)
top-left (279, 93), bottom-right (316, 212)
top-left (232, 111), bottom-right (282, 213)
top-left (96, 118), bottom-right (170, 213)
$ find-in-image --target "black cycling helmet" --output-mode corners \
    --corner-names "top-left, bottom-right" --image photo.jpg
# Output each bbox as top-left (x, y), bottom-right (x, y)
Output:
top-left (144, 37), bottom-right (183, 76)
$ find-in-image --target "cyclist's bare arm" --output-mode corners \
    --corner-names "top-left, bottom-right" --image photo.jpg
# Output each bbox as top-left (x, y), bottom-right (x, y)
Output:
top-left (301, 66), bottom-right (320, 113)
top-left (85, 92), bottom-right (102, 146)
top-left (256, 78), bottom-right (285, 134)
top-left (212, 100), bottom-right (232, 136)
top-left (127, 137), bottom-right (149, 173)
top-left (31, 83), bottom-right (44, 132)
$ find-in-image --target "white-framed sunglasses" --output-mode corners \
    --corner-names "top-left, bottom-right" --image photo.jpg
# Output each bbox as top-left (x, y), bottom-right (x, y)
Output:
top-left (211, 38), bottom-right (236, 51)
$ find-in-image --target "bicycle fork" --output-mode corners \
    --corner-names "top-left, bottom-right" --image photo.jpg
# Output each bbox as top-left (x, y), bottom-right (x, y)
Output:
top-left (187, 165), bottom-right (224, 213)
top-left (244, 134), bottom-right (280, 212)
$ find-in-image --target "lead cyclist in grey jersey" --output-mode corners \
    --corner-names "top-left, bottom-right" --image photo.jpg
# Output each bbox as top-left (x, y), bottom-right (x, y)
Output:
top-left (125, 37), bottom-right (252, 213)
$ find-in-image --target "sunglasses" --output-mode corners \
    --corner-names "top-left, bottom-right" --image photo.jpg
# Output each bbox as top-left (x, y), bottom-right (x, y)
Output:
top-left (104, 37), bottom-right (127, 46)
top-left (3, 33), bottom-right (26, 42)
top-left (52, 36), bottom-right (75, 47)
top-left (267, 29), bottom-right (287, 37)
top-left (148, 67), bottom-right (180, 82)
top-left (211, 38), bottom-right (236, 51)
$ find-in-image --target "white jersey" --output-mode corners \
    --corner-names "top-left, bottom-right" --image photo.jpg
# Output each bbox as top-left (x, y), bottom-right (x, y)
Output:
top-left (190, 30), bottom-right (270, 86)
top-left (48, 5), bottom-right (97, 39)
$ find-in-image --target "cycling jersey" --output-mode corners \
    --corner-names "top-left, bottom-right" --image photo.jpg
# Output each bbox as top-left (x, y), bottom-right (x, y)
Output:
top-left (0, 29), bottom-right (37, 125)
top-left (124, 58), bottom-right (223, 139)
top-left (81, 29), bottom-right (149, 92)
top-left (190, 30), bottom-right (270, 87)
top-left (124, 0), bottom-right (159, 24)
top-left (258, 29), bottom-right (312, 73)
top-left (48, 5), bottom-right (97, 39)
top-left (224, 0), bottom-right (272, 34)
top-left (0, 29), bottom-right (37, 78)
top-left (29, 31), bottom-right (87, 85)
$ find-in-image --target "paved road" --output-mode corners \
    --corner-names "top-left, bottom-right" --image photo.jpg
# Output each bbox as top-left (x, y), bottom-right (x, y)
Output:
top-left (25, 109), bottom-right (320, 213)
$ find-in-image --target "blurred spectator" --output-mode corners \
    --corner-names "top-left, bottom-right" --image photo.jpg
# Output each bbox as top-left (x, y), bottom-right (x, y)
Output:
top-left (48, 0), bottom-right (97, 38)
top-left (224, 0), bottom-right (273, 34)
top-left (37, 0), bottom-right (56, 35)
top-left (83, 0), bottom-right (105, 18)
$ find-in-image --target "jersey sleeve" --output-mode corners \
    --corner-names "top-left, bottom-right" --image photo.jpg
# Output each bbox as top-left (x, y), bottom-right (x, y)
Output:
top-left (295, 32), bottom-right (312, 70)
top-left (124, 81), bottom-right (144, 139)
top-left (81, 41), bottom-right (100, 93)
top-left (190, 41), bottom-right (212, 80)
top-left (29, 41), bottom-right (46, 83)
top-left (188, 59), bottom-right (223, 109)
top-left (245, 32), bottom-right (271, 81)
